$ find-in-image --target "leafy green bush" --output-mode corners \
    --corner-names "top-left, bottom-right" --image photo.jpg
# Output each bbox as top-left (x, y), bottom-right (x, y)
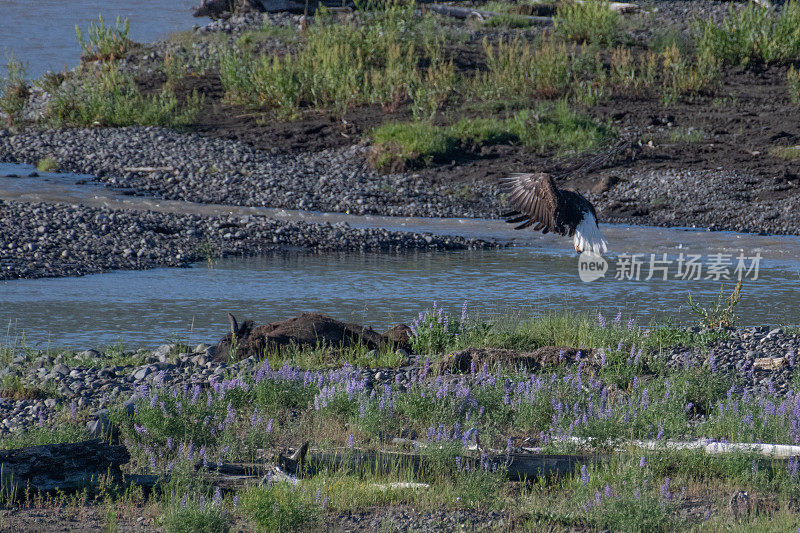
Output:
top-left (0, 57), bottom-right (29, 126)
top-left (694, 1), bottom-right (800, 65)
top-left (555, 0), bottom-right (620, 46)
top-left (219, 2), bottom-right (454, 118)
top-left (45, 65), bottom-right (202, 127)
top-left (788, 65), bottom-right (800, 104)
top-left (75, 15), bottom-right (131, 61)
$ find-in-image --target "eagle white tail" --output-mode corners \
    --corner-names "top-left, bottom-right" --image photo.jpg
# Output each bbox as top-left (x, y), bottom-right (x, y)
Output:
top-left (573, 213), bottom-right (608, 255)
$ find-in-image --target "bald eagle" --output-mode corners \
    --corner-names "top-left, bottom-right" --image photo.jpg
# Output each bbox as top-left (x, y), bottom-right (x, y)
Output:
top-left (501, 172), bottom-right (608, 255)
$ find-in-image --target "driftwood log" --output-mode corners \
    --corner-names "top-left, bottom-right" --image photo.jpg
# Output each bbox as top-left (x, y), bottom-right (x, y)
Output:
top-left (279, 444), bottom-right (588, 480)
top-left (426, 4), bottom-right (553, 24)
top-left (0, 439), bottom-right (130, 492)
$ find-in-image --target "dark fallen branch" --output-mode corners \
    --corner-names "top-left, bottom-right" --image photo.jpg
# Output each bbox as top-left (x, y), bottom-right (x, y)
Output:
top-left (279, 443), bottom-right (589, 481)
top-left (0, 439), bottom-right (130, 493)
top-left (426, 4), bottom-right (553, 25)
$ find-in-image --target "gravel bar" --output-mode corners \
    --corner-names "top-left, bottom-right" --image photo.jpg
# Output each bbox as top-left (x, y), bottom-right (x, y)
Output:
top-left (0, 200), bottom-right (494, 280)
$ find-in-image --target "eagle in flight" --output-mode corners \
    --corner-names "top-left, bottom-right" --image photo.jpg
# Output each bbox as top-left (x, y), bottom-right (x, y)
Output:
top-left (501, 172), bottom-right (608, 255)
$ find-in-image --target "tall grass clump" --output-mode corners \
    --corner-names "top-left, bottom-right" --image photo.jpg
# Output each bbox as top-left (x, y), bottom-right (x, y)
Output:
top-left (473, 34), bottom-right (573, 103)
top-left (45, 65), bottom-right (202, 127)
top-left (161, 491), bottom-right (231, 533)
top-left (240, 484), bottom-right (321, 532)
top-left (75, 15), bottom-right (131, 62)
top-left (0, 56), bottom-right (29, 127)
top-left (219, 2), bottom-right (455, 118)
top-left (554, 0), bottom-right (620, 46)
top-left (694, 1), bottom-right (800, 65)
top-left (788, 65), bottom-right (800, 104)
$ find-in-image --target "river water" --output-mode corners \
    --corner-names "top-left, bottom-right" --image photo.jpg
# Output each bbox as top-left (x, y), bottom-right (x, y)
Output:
top-left (0, 0), bottom-right (196, 78)
top-left (1, 163), bottom-right (799, 348)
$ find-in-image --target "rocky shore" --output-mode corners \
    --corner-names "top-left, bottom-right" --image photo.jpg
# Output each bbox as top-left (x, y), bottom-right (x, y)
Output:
top-left (0, 200), bottom-right (494, 280)
top-left (0, 127), bottom-right (500, 218)
top-left (1, 326), bottom-right (797, 437)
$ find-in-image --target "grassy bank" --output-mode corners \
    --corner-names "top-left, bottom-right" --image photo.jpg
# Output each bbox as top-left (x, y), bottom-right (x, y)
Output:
top-left (1, 302), bottom-right (799, 531)
top-left (6, 1), bottom-right (800, 171)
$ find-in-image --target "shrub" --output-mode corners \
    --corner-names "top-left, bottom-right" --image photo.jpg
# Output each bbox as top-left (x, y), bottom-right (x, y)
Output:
top-left (694, 1), bottom-right (800, 65)
top-left (788, 65), bottom-right (800, 104)
top-left (36, 157), bottom-right (59, 172)
top-left (45, 65), bottom-right (202, 127)
top-left (0, 57), bottom-right (29, 127)
top-left (474, 34), bottom-right (573, 102)
top-left (554, 0), bottom-right (620, 46)
top-left (219, 2), bottom-right (455, 118)
top-left (75, 14), bottom-right (131, 62)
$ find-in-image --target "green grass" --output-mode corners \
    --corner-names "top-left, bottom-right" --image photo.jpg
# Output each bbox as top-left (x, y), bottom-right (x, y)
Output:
top-left (370, 102), bottom-right (613, 170)
top-left (0, 56), bottom-right (29, 127)
top-left (554, 0), bottom-right (620, 46)
top-left (75, 14), bottom-right (131, 62)
top-left (788, 65), bottom-right (800, 104)
top-left (4, 301), bottom-right (800, 530)
top-left (36, 156), bottom-right (59, 172)
top-left (219, 2), bottom-right (454, 119)
top-left (694, 1), bottom-right (800, 65)
top-left (769, 145), bottom-right (800, 160)
top-left (44, 65), bottom-right (202, 127)
top-left (667, 127), bottom-right (704, 143)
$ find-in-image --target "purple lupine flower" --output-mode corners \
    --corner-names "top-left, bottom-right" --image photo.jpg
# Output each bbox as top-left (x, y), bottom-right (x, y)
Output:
top-left (656, 424), bottom-right (664, 441)
top-left (627, 317), bottom-right (635, 330)
top-left (213, 487), bottom-right (222, 506)
top-left (614, 311), bottom-right (622, 326)
top-left (788, 457), bottom-right (798, 480)
top-left (580, 464), bottom-right (589, 485)
top-left (267, 418), bottom-right (274, 432)
top-left (685, 402), bottom-right (694, 413)
top-left (181, 492), bottom-right (188, 508)
top-left (660, 477), bottom-right (671, 499)
top-left (134, 424), bottom-right (147, 435)
top-left (348, 434), bottom-right (354, 448)
top-left (233, 495), bottom-right (239, 508)
top-left (604, 484), bottom-right (612, 498)
top-left (322, 495), bottom-right (328, 509)
top-left (455, 456), bottom-right (462, 471)
top-left (600, 350), bottom-right (607, 367)
top-left (595, 490), bottom-right (602, 504)
top-left (597, 312), bottom-right (606, 328)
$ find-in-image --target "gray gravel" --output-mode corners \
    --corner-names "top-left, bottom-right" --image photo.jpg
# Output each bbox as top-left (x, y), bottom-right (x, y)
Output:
top-left (0, 127), bottom-right (501, 218)
top-left (591, 167), bottom-right (800, 235)
top-left (0, 199), bottom-right (494, 280)
top-left (664, 326), bottom-right (800, 397)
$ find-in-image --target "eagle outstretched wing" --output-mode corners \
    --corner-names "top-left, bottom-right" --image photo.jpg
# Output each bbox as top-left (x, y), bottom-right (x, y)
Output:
top-left (500, 172), bottom-right (567, 236)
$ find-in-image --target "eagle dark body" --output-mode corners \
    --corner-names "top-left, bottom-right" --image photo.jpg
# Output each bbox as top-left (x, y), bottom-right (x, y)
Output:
top-left (500, 172), bottom-right (608, 254)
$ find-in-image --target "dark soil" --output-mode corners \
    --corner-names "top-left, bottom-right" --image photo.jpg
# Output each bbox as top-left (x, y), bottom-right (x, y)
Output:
top-left (152, 56), bottom-right (800, 233)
